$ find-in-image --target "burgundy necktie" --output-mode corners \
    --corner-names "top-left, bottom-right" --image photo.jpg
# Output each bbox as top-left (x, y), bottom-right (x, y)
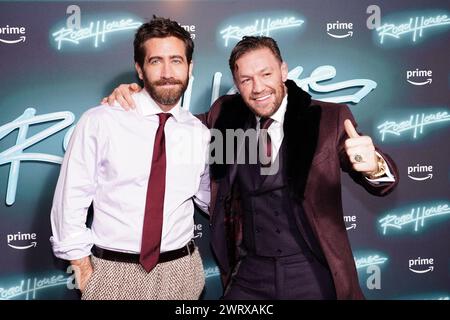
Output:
top-left (140, 113), bottom-right (171, 272)
top-left (259, 117), bottom-right (274, 167)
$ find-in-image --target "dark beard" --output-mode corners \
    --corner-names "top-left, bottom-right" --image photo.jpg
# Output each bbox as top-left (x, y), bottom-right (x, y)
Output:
top-left (146, 78), bottom-right (188, 106)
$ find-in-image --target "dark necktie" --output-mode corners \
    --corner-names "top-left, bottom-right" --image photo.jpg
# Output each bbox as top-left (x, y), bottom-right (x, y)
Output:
top-left (140, 113), bottom-right (172, 272)
top-left (259, 117), bottom-right (274, 167)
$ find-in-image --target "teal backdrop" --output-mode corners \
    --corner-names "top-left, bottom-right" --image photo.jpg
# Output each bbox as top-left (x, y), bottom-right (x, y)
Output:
top-left (0, 0), bottom-right (449, 300)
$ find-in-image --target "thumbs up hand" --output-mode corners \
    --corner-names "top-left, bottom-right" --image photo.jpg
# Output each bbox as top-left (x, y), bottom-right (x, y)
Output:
top-left (344, 119), bottom-right (378, 175)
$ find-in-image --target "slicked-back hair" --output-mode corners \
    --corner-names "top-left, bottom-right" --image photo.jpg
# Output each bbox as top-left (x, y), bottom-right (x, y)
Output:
top-left (228, 36), bottom-right (283, 78)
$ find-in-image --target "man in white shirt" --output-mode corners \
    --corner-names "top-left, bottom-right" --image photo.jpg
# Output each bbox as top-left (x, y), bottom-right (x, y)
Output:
top-left (50, 16), bottom-right (210, 300)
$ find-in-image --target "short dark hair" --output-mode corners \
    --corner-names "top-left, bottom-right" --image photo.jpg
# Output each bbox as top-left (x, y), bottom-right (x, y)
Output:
top-left (134, 15), bottom-right (194, 67)
top-left (228, 36), bottom-right (283, 78)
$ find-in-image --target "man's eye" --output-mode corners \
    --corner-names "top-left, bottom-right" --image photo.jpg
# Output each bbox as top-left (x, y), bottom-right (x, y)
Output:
top-left (241, 79), bottom-right (250, 84)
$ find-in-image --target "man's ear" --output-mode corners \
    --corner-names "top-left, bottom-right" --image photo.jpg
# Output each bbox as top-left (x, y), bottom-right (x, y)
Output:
top-left (188, 61), bottom-right (194, 78)
top-left (231, 68), bottom-right (240, 93)
top-left (281, 62), bottom-right (288, 82)
top-left (135, 62), bottom-right (144, 80)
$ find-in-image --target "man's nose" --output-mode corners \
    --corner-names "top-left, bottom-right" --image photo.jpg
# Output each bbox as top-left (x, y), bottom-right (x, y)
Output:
top-left (252, 77), bottom-right (264, 94)
top-left (160, 62), bottom-right (173, 78)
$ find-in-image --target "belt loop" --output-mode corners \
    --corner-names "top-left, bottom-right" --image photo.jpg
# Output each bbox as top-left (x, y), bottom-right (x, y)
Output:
top-left (187, 240), bottom-right (192, 255)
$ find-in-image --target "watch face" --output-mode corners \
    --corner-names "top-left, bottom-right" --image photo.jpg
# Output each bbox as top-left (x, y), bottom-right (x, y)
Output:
top-left (373, 158), bottom-right (387, 178)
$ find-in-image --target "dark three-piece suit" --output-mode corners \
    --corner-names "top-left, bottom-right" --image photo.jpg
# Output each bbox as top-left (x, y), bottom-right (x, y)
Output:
top-left (197, 80), bottom-right (398, 299)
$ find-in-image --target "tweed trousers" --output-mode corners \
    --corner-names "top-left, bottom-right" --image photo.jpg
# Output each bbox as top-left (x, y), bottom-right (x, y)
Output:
top-left (81, 248), bottom-right (204, 300)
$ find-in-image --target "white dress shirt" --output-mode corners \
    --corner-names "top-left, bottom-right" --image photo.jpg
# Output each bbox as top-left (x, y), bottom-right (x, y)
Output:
top-left (256, 94), bottom-right (395, 183)
top-left (50, 90), bottom-right (210, 261)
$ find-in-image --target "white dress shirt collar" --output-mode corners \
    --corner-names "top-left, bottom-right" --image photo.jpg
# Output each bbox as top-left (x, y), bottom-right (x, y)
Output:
top-left (133, 89), bottom-right (184, 122)
top-left (255, 93), bottom-right (288, 125)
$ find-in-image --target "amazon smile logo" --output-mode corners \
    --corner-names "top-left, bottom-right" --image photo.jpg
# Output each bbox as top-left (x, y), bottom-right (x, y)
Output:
top-left (326, 21), bottom-right (354, 38)
top-left (409, 257), bottom-right (434, 274)
top-left (193, 223), bottom-right (203, 239)
top-left (344, 215), bottom-right (357, 230)
top-left (408, 164), bottom-right (433, 181)
top-left (0, 25), bottom-right (26, 44)
top-left (407, 69), bottom-right (433, 86)
top-left (7, 232), bottom-right (37, 250)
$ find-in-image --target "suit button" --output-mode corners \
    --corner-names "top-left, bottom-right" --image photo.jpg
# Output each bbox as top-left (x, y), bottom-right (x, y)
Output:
top-left (256, 228), bottom-right (261, 233)
top-left (277, 249), bottom-right (282, 254)
top-left (276, 229), bottom-right (281, 234)
top-left (274, 211), bottom-right (280, 216)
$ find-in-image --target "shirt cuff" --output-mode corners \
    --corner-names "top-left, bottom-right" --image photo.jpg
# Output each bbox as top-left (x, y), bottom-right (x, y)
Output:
top-left (365, 152), bottom-right (395, 184)
top-left (50, 229), bottom-right (94, 261)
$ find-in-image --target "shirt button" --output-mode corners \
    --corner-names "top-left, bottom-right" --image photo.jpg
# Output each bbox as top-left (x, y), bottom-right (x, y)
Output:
top-left (274, 211), bottom-right (280, 216)
top-left (256, 228), bottom-right (261, 233)
top-left (277, 249), bottom-right (282, 254)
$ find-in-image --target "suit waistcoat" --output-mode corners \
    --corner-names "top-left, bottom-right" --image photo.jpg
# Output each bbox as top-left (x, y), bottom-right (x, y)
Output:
top-left (237, 140), bottom-right (325, 260)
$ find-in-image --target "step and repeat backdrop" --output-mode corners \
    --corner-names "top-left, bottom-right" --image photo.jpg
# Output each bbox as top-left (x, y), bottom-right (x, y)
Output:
top-left (0, 0), bottom-right (449, 300)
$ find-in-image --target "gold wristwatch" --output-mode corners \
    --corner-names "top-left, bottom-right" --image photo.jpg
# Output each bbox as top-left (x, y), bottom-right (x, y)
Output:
top-left (366, 154), bottom-right (387, 179)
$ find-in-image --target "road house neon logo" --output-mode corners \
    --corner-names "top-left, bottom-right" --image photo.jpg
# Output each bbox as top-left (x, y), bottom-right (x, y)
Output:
top-left (220, 16), bottom-right (304, 47)
top-left (401, 293), bottom-right (450, 300)
top-left (407, 164), bottom-right (433, 181)
top-left (407, 69), bottom-right (432, 86)
top-left (379, 203), bottom-right (450, 235)
top-left (377, 13), bottom-right (450, 44)
top-left (7, 232), bottom-right (37, 250)
top-left (354, 254), bottom-right (388, 269)
top-left (0, 108), bottom-right (75, 205)
top-left (326, 21), bottom-right (353, 38)
top-left (377, 111), bottom-right (450, 142)
top-left (0, 274), bottom-right (69, 300)
top-left (204, 266), bottom-right (220, 279)
top-left (0, 25), bottom-right (26, 44)
top-left (354, 253), bottom-right (386, 290)
top-left (424, 295), bottom-right (449, 300)
top-left (52, 18), bottom-right (141, 50)
top-left (409, 257), bottom-right (434, 274)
